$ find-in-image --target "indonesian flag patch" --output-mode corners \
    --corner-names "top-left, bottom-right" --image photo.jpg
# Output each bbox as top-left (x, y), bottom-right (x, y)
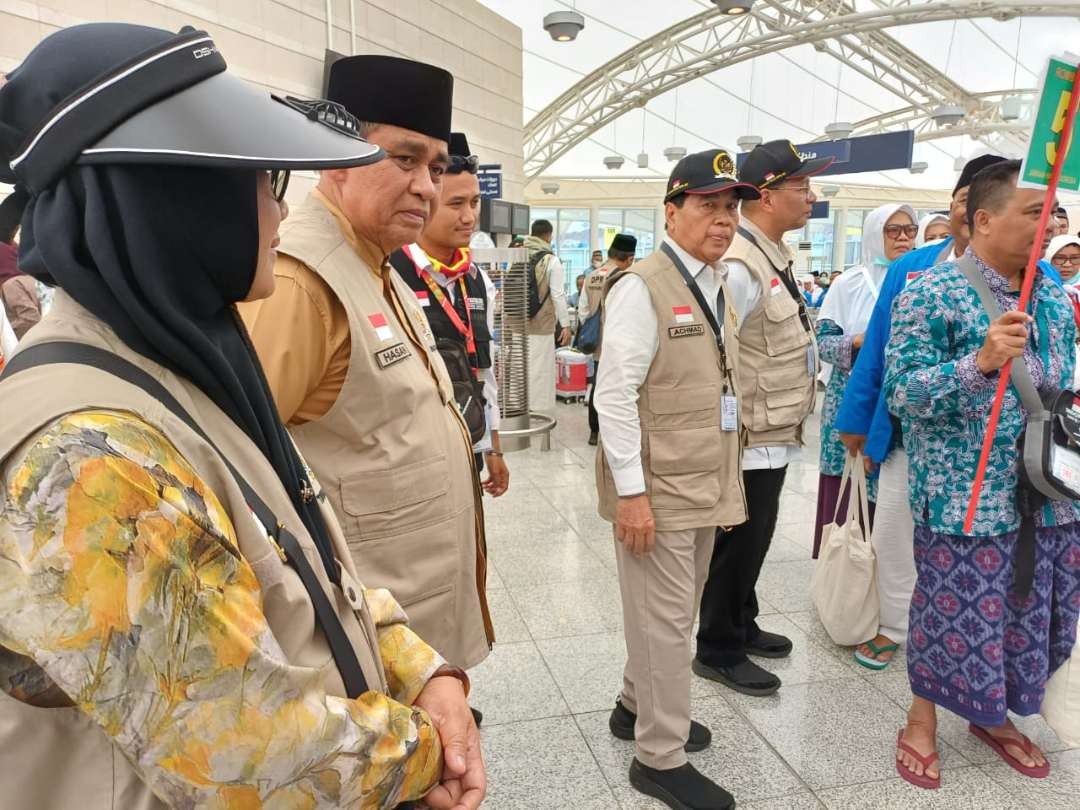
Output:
top-left (672, 305), bottom-right (694, 324)
top-left (905, 271), bottom-right (923, 286)
top-left (770, 277), bottom-right (783, 296)
top-left (367, 312), bottom-right (395, 341)
top-left (414, 289), bottom-right (430, 307)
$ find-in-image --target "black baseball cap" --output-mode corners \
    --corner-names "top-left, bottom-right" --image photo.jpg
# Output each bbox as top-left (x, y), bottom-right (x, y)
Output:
top-left (739, 139), bottom-right (835, 190)
top-left (665, 148), bottom-right (761, 203)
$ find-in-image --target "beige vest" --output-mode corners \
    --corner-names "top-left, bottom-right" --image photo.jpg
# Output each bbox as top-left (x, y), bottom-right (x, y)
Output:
top-left (583, 263), bottom-right (614, 358)
top-left (280, 195), bottom-right (492, 669)
top-left (527, 244), bottom-right (558, 335)
top-left (595, 248), bottom-right (747, 531)
top-left (724, 218), bottom-right (817, 448)
top-left (0, 293), bottom-right (388, 809)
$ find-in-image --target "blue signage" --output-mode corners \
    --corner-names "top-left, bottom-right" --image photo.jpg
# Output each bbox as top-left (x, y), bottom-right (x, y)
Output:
top-left (736, 131), bottom-right (915, 176)
top-left (810, 201), bottom-right (830, 219)
top-left (477, 164), bottom-right (502, 199)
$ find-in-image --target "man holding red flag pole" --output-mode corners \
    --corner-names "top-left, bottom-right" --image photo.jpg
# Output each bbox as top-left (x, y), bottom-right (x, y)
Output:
top-left (882, 57), bottom-right (1080, 790)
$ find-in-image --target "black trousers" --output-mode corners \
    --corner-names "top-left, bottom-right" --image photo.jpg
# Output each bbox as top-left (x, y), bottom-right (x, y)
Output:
top-left (587, 361), bottom-right (599, 434)
top-left (696, 465), bottom-right (787, 668)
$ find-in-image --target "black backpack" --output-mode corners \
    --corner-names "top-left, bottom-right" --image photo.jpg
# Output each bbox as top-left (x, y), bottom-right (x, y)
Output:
top-left (435, 337), bottom-right (487, 445)
top-left (527, 248), bottom-right (553, 318)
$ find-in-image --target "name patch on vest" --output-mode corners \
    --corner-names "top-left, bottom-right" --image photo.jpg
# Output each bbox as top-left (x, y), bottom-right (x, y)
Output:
top-left (375, 342), bottom-right (411, 369)
top-left (668, 323), bottom-right (706, 339)
top-left (467, 297), bottom-right (485, 311)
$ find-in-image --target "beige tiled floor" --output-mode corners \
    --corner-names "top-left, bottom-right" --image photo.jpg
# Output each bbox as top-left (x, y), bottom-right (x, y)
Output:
top-left (473, 398), bottom-right (1079, 809)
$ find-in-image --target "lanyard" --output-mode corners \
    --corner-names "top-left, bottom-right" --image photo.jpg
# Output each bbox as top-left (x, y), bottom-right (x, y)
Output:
top-left (660, 242), bottom-right (733, 390)
top-left (418, 268), bottom-right (481, 377)
top-left (737, 226), bottom-right (814, 332)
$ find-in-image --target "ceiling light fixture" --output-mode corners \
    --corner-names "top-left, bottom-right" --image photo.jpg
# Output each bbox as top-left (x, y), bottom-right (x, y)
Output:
top-left (663, 146), bottom-right (687, 162)
top-left (711, 0), bottom-right (755, 15)
top-left (824, 121), bottom-right (854, 140)
top-left (540, 181), bottom-right (560, 195)
top-left (821, 184), bottom-right (840, 198)
top-left (909, 161), bottom-right (928, 174)
top-left (543, 10), bottom-right (585, 42)
top-left (737, 135), bottom-right (762, 152)
top-left (932, 104), bottom-right (966, 126)
top-left (603, 155), bottom-right (625, 170)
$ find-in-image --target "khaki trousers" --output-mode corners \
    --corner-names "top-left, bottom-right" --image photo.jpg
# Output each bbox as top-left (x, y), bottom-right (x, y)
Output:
top-left (615, 525), bottom-right (716, 770)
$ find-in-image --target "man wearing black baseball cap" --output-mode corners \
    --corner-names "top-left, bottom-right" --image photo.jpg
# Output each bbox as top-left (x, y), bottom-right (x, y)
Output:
top-left (693, 139), bottom-right (833, 698)
top-left (594, 148), bottom-right (758, 810)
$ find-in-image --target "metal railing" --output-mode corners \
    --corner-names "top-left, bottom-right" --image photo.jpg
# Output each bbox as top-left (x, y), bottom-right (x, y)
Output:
top-left (472, 248), bottom-right (557, 451)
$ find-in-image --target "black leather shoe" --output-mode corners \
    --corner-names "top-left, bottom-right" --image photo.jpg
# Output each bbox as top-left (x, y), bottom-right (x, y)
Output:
top-left (470, 708), bottom-right (483, 727)
top-left (692, 657), bottom-right (781, 697)
top-left (588, 431), bottom-right (598, 446)
top-left (629, 759), bottom-right (735, 810)
top-left (609, 700), bottom-right (712, 752)
top-left (745, 630), bottom-right (793, 659)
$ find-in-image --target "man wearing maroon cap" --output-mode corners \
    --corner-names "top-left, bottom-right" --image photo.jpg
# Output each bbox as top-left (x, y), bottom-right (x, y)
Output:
top-left (594, 148), bottom-right (759, 810)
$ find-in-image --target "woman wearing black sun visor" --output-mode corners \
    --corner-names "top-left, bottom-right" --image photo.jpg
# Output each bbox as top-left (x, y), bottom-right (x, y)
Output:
top-left (0, 22), bottom-right (483, 810)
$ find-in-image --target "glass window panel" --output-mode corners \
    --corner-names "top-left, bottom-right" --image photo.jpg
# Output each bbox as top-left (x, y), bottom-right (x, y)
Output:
top-left (556, 208), bottom-right (590, 289)
top-left (623, 208), bottom-right (657, 256)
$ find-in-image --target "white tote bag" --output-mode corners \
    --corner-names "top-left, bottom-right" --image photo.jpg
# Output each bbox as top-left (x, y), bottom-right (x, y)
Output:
top-left (810, 456), bottom-right (880, 646)
top-left (1042, 621), bottom-right (1080, 746)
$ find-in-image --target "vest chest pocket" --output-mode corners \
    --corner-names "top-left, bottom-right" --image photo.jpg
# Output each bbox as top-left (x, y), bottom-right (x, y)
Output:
top-left (339, 453), bottom-right (452, 539)
top-left (762, 290), bottom-right (811, 357)
top-left (642, 384), bottom-right (719, 432)
top-left (755, 368), bottom-right (813, 429)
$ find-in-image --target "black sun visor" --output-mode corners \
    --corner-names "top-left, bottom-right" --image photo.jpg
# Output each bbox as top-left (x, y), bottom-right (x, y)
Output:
top-left (7, 27), bottom-right (382, 193)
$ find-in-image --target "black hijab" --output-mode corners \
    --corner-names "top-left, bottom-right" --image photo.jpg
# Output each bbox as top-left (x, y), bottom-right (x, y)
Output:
top-left (1, 27), bottom-right (341, 580)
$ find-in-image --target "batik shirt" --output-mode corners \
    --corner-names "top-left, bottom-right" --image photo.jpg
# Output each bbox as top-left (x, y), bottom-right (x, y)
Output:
top-left (816, 321), bottom-right (879, 499)
top-left (0, 410), bottom-right (446, 808)
top-left (885, 250), bottom-right (1080, 536)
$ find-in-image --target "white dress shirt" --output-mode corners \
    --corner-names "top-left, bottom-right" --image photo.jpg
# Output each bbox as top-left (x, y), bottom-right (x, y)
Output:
top-left (725, 255), bottom-right (802, 471)
top-left (595, 236), bottom-right (726, 496)
top-left (546, 254), bottom-right (571, 327)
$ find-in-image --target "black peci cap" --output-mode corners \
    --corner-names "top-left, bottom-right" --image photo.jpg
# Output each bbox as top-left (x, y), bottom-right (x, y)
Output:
top-left (665, 148), bottom-right (761, 203)
top-left (953, 154), bottom-right (1006, 196)
top-left (739, 139), bottom-right (835, 190)
top-left (449, 132), bottom-right (471, 157)
top-left (610, 233), bottom-right (637, 253)
top-left (327, 55), bottom-right (453, 143)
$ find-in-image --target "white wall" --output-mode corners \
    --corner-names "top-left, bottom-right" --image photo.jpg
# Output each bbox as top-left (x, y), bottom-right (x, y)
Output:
top-left (0, 0), bottom-right (525, 201)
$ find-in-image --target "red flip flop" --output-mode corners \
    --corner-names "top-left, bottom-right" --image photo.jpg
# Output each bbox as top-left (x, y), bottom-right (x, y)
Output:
top-left (895, 729), bottom-right (941, 790)
top-left (969, 724), bottom-right (1051, 778)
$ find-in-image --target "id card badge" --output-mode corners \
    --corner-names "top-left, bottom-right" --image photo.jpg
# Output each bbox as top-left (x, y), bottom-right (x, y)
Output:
top-left (721, 395), bottom-right (739, 431)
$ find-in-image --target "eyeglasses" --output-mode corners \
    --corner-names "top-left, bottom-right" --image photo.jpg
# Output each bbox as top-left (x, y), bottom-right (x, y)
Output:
top-left (271, 169), bottom-right (291, 203)
top-left (884, 224), bottom-right (919, 239)
top-left (448, 154), bottom-right (480, 174)
top-left (1053, 253), bottom-right (1080, 267)
top-left (275, 95), bottom-right (362, 139)
top-left (771, 184), bottom-right (813, 200)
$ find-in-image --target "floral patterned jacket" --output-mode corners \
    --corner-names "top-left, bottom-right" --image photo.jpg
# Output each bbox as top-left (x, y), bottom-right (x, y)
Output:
top-left (885, 250), bottom-right (1080, 536)
top-left (0, 410), bottom-right (448, 808)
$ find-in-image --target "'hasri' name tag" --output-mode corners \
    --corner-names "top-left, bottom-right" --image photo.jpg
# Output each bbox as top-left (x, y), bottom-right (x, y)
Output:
top-left (375, 342), bottom-right (411, 369)
top-left (668, 324), bottom-right (705, 339)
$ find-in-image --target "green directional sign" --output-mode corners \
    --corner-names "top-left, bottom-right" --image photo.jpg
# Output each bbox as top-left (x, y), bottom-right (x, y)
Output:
top-left (1020, 55), bottom-right (1080, 191)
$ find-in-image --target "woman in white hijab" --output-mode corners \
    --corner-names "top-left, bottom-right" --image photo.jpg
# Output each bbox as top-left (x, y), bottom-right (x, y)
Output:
top-left (1046, 234), bottom-right (1080, 387)
top-left (811, 203), bottom-right (917, 557)
top-left (915, 213), bottom-right (950, 247)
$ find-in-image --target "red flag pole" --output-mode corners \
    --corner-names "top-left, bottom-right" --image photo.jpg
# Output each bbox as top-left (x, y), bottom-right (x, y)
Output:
top-left (962, 63), bottom-right (1080, 534)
